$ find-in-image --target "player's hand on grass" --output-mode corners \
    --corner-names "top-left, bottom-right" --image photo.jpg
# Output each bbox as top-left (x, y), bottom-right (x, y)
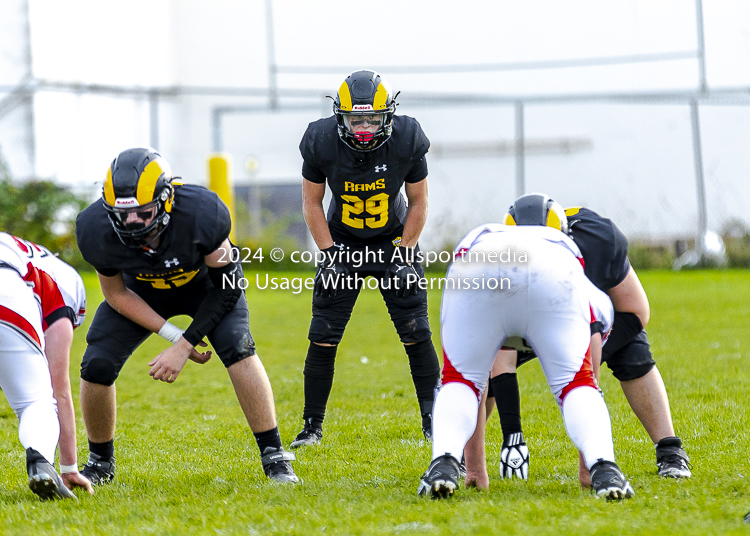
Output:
top-left (578, 450), bottom-right (592, 489)
top-left (149, 338), bottom-right (193, 383)
top-left (500, 433), bottom-right (529, 480)
top-left (464, 469), bottom-right (489, 490)
top-left (62, 471), bottom-right (94, 495)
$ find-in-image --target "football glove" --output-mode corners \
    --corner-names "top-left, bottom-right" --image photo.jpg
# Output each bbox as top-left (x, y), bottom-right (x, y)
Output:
top-left (500, 432), bottom-right (529, 480)
top-left (387, 247), bottom-right (422, 297)
top-left (314, 244), bottom-right (349, 298)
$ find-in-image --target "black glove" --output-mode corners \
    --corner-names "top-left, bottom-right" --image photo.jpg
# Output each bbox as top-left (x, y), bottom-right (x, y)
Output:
top-left (387, 248), bottom-right (421, 298)
top-left (314, 244), bottom-right (349, 298)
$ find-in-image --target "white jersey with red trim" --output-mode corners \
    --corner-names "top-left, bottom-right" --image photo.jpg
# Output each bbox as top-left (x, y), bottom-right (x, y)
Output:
top-left (0, 233), bottom-right (86, 333)
top-left (0, 233), bottom-right (45, 351)
top-left (454, 223), bottom-right (582, 261)
top-left (13, 236), bottom-right (87, 329)
top-left (452, 224), bottom-right (613, 337)
top-left (440, 225), bottom-right (614, 403)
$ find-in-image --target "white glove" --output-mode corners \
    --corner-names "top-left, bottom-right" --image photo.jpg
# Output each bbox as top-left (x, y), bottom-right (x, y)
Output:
top-left (500, 432), bottom-right (529, 480)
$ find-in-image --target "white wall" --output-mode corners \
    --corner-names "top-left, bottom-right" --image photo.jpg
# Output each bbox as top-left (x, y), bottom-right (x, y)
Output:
top-left (1, 0), bottom-right (749, 245)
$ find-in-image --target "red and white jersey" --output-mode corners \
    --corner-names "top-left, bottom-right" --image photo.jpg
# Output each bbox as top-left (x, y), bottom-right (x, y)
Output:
top-left (1, 233), bottom-right (45, 351)
top-left (454, 223), bottom-right (582, 260)
top-left (451, 224), bottom-right (613, 337)
top-left (0, 233), bottom-right (86, 333)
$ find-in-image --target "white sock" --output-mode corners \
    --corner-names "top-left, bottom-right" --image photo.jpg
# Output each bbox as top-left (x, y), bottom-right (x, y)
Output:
top-left (432, 382), bottom-right (479, 461)
top-left (19, 399), bottom-right (60, 464)
top-left (561, 386), bottom-right (615, 469)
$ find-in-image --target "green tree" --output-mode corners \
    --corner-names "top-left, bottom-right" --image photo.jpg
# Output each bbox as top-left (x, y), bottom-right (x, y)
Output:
top-left (0, 156), bottom-right (90, 270)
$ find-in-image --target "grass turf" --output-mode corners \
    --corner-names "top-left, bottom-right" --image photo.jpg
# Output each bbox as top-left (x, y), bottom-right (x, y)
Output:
top-left (1, 269), bottom-right (749, 535)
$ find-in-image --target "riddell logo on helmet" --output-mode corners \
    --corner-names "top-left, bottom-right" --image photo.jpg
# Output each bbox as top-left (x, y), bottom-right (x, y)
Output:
top-left (352, 105), bottom-right (373, 111)
top-left (114, 197), bottom-right (139, 207)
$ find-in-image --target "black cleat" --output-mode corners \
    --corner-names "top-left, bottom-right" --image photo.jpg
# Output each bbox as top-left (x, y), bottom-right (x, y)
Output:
top-left (80, 452), bottom-right (116, 486)
top-left (289, 421), bottom-right (323, 449)
top-left (26, 448), bottom-right (76, 501)
top-left (418, 453), bottom-right (461, 499)
top-left (261, 447), bottom-right (300, 484)
top-left (656, 436), bottom-right (692, 478)
top-left (590, 459), bottom-right (635, 501)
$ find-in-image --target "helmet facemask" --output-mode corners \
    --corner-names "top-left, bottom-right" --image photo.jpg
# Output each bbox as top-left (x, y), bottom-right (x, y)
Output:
top-left (102, 147), bottom-right (174, 249)
top-left (104, 188), bottom-right (172, 248)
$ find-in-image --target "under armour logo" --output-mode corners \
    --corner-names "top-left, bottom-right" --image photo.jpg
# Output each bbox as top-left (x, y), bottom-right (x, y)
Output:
top-left (164, 258), bottom-right (179, 267)
top-left (375, 165), bottom-right (387, 172)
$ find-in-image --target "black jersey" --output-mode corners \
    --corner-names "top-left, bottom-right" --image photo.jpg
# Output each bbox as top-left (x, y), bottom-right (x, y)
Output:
top-left (76, 184), bottom-right (230, 291)
top-left (300, 115), bottom-right (429, 246)
top-left (565, 207), bottom-right (630, 291)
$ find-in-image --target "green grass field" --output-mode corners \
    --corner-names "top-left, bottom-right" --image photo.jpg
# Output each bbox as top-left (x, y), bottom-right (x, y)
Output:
top-left (1, 269), bottom-right (749, 535)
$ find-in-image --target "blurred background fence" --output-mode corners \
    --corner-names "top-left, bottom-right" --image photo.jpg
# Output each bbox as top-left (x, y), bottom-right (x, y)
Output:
top-left (2, 0), bottom-right (749, 269)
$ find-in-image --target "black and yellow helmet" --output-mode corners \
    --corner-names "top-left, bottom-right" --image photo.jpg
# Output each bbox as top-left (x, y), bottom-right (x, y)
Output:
top-left (333, 69), bottom-right (396, 152)
top-left (503, 193), bottom-right (568, 234)
top-left (102, 147), bottom-right (174, 248)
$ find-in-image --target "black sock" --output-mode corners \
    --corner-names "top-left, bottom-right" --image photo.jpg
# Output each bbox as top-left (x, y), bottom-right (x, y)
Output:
top-left (254, 427), bottom-right (283, 455)
top-left (89, 439), bottom-right (115, 459)
top-left (404, 339), bottom-right (441, 404)
top-left (302, 343), bottom-right (338, 427)
top-left (491, 373), bottom-right (523, 436)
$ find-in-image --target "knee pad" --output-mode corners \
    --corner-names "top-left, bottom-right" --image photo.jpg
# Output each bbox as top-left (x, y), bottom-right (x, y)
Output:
top-left (81, 357), bottom-right (118, 386)
top-left (308, 317), bottom-right (344, 345)
top-left (396, 316), bottom-right (432, 344)
top-left (603, 332), bottom-right (656, 382)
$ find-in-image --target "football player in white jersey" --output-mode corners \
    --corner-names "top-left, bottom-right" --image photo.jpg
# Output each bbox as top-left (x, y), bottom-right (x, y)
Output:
top-left (417, 195), bottom-right (634, 501)
top-left (0, 233), bottom-right (92, 499)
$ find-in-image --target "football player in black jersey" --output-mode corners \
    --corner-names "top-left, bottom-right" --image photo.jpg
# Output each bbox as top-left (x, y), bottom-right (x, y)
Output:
top-left (289, 70), bottom-right (441, 448)
top-left (75, 147), bottom-right (299, 484)
top-left (462, 194), bottom-right (690, 490)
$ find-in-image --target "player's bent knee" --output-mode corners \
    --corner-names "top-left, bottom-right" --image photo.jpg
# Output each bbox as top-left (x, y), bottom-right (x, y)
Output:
top-left (610, 361), bottom-right (655, 382)
top-left (308, 318), bottom-right (344, 345)
top-left (81, 358), bottom-right (118, 386)
top-left (397, 317), bottom-right (431, 344)
top-left (218, 337), bottom-right (257, 368)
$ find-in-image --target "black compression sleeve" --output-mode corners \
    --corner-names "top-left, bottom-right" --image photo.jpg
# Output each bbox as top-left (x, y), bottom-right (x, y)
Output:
top-left (183, 261), bottom-right (243, 346)
top-left (602, 311), bottom-right (644, 357)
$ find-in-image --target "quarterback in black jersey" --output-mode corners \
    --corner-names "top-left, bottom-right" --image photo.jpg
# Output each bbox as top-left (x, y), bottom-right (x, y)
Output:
top-left (461, 194), bottom-right (690, 490)
top-left (289, 70), bottom-right (441, 448)
top-left (75, 147), bottom-right (298, 485)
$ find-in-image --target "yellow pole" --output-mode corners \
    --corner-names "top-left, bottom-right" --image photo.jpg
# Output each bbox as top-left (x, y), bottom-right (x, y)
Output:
top-left (207, 153), bottom-right (236, 242)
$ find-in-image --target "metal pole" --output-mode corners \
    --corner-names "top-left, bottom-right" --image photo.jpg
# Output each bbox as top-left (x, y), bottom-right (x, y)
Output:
top-left (22, 0), bottom-right (36, 177)
top-left (515, 101), bottom-right (525, 197)
top-left (212, 108), bottom-right (223, 152)
top-left (265, 0), bottom-right (278, 110)
top-left (690, 98), bottom-right (707, 258)
top-left (695, 0), bottom-right (708, 95)
top-left (149, 91), bottom-right (159, 150)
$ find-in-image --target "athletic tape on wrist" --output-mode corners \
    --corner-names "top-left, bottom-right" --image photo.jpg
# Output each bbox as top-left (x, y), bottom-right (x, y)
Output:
top-left (158, 322), bottom-right (184, 344)
top-left (60, 463), bottom-right (78, 474)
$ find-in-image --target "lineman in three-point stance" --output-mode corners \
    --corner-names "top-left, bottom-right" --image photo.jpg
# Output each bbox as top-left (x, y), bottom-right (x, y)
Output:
top-left (419, 195), bottom-right (634, 501)
top-left (0, 233), bottom-right (93, 500)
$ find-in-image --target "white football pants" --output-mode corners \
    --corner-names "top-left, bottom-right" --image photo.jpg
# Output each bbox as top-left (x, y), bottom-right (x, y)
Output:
top-left (435, 232), bottom-right (616, 468)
